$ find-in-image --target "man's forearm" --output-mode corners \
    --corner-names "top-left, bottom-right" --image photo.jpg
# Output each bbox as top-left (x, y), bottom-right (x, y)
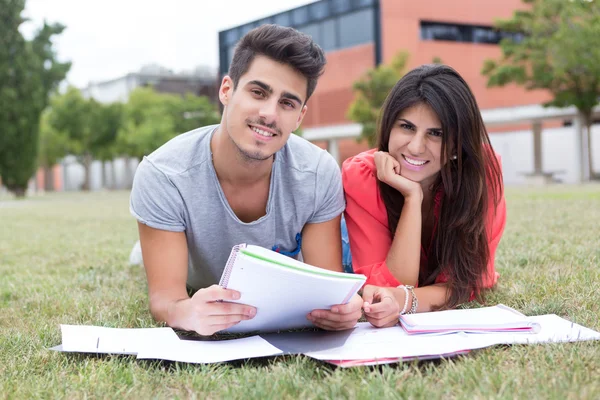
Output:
top-left (149, 291), bottom-right (190, 329)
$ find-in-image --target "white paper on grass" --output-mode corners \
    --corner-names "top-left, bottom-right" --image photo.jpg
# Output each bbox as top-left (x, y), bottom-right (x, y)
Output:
top-left (400, 304), bottom-right (540, 333)
top-left (59, 325), bottom-right (179, 354)
top-left (222, 245), bottom-right (365, 333)
top-left (136, 335), bottom-right (283, 363)
top-left (303, 322), bottom-right (472, 361)
top-left (305, 315), bottom-right (600, 362)
top-left (459, 314), bottom-right (600, 350)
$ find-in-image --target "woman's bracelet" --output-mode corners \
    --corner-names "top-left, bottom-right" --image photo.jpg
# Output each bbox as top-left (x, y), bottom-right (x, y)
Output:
top-left (406, 285), bottom-right (418, 314)
top-left (398, 285), bottom-right (410, 315)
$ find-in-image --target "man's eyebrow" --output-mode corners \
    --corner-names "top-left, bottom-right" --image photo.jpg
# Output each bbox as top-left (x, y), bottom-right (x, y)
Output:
top-left (247, 80), bottom-right (273, 94)
top-left (247, 80), bottom-right (303, 105)
top-left (281, 91), bottom-right (303, 106)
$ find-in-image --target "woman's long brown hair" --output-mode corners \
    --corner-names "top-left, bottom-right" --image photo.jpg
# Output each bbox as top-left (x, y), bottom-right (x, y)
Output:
top-left (377, 64), bottom-right (503, 309)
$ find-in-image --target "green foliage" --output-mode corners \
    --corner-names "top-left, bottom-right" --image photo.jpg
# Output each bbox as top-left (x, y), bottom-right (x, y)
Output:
top-left (38, 110), bottom-right (69, 168)
top-left (45, 87), bottom-right (123, 190)
top-left (347, 52), bottom-right (409, 147)
top-left (482, 0), bottom-right (600, 118)
top-left (117, 87), bottom-right (220, 159)
top-left (0, 0), bottom-right (70, 197)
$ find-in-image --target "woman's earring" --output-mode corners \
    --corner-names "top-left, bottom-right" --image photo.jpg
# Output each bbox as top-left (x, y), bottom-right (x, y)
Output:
top-left (451, 154), bottom-right (458, 160)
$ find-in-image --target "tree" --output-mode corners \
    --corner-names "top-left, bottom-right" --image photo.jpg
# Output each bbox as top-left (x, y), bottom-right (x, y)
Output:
top-left (347, 52), bottom-right (409, 147)
top-left (116, 87), bottom-right (220, 187)
top-left (38, 110), bottom-right (69, 191)
top-left (93, 102), bottom-right (123, 189)
top-left (0, 0), bottom-right (70, 197)
top-left (47, 87), bottom-right (118, 191)
top-left (482, 0), bottom-right (600, 181)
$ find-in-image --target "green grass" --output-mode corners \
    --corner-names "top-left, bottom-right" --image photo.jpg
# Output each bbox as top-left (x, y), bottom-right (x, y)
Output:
top-left (1, 186), bottom-right (599, 399)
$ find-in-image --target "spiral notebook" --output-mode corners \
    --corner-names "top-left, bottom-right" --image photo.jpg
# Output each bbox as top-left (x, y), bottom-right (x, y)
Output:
top-left (218, 244), bottom-right (366, 333)
top-left (399, 304), bottom-right (542, 334)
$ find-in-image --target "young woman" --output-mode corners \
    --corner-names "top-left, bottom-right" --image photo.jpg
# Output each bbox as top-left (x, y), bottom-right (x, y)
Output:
top-left (342, 64), bottom-right (506, 328)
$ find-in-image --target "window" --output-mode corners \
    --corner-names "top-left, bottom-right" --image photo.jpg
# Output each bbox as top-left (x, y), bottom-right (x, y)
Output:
top-left (473, 27), bottom-right (501, 44)
top-left (300, 23), bottom-right (321, 44)
top-left (321, 19), bottom-right (337, 51)
top-left (421, 21), bottom-right (524, 45)
top-left (240, 24), bottom-right (254, 36)
top-left (292, 7), bottom-right (309, 25)
top-left (224, 29), bottom-right (239, 45)
top-left (421, 23), bottom-right (463, 42)
top-left (331, 0), bottom-right (351, 14)
top-left (227, 45), bottom-right (236, 64)
top-left (309, 2), bottom-right (330, 20)
top-left (274, 12), bottom-right (291, 26)
top-left (338, 8), bottom-right (374, 48)
top-left (355, 0), bottom-right (375, 7)
top-left (257, 17), bottom-right (273, 27)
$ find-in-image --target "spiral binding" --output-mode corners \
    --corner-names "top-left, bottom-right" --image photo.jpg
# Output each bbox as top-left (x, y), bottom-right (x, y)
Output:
top-left (219, 243), bottom-right (245, 287)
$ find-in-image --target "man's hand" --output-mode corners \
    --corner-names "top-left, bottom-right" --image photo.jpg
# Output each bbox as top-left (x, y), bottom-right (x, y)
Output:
top-left (306, 294), bottom-right (362, 331)
top-left (171, 285), bottom-right (257, 336)
top-left (361, 285), bottom-right (402, 328)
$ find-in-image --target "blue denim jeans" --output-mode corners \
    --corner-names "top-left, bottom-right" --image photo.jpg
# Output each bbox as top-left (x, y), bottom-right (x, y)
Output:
top-left (341, 216), bottom-right (353, 273)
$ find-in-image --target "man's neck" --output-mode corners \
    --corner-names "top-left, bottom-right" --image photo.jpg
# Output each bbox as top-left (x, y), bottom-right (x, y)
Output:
top-left (211, 126), bottom-right (274, 186)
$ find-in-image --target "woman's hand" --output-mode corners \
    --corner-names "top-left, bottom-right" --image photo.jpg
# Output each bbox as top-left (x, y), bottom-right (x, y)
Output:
top-left (373, 151), bottom-right (423, 201)
top-left (361, 285), bottom-right (403, 328)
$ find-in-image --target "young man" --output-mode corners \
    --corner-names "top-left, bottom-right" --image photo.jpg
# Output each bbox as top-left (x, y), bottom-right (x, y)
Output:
top-left (130, 25), bottom-right (362, 336)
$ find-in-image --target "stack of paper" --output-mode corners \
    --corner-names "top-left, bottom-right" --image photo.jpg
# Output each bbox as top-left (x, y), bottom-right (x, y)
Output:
top-left (399, 304), bottom-right (540, 334)
top-left (52, 308), bottom-right (600, 367)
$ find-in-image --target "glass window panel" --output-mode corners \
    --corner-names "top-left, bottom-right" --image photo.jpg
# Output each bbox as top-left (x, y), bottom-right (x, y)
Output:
top-left (224, 28), bottom-right (239, 45)
top-left (309, 2), bottom-right (330, 20)
top-left (292, 7), bottom-right (309, 25)
top-left (274, 12), bottom-right (291, 26)
top-left (321, 19), bottom-right (337, 51)
top-left (332, 0), bottom-right (352, 14)
top-left (240, 24), bottom-right (254, 36)
top-left (421, 23), bottom-right (461, 42)
top-left (473, 27), bottom-right (500, 44)
top-left (355, 0), bottom-right (374, 7)
top-left (338, 8), bottom-right (374, 48)
top-left (300, 23), bottom-right (321, 44)
top-left (227, 45), bottom-right (236, 63)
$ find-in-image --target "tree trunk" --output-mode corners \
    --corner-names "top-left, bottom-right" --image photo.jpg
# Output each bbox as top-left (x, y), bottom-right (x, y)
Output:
top-left (111, 159), bottom-right (118, 190)
top-left (102, 160), bottom-right (110, 190)
top-left (583, 112), bottom-right (594, 182)
top-left (124, 157), bottom-right (133, 190)
top-left (588, 122), bottom-right (596, 180)
top-left (576, 112), bottom-right (590, 182)
top-left (44, 166), bottom-right (55, 191)
top-left (82, 154), bottom-right (93, 191)
top-left (10, 186), bottom-right (26, 198)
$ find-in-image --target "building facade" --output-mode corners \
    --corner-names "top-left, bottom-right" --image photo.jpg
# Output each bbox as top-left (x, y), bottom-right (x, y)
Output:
top-left (218, 0), bottom-right (599, 183)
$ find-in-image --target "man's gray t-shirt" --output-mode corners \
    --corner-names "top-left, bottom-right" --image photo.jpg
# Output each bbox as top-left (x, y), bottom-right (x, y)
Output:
top-left (130, 125), bottom-right (345, 290)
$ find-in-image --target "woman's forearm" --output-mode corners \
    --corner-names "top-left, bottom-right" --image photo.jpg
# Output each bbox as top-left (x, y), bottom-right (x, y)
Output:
top-left (385, 196), bottom-right (422, 286)
top-left (392, 283), bottom-right (450, 313)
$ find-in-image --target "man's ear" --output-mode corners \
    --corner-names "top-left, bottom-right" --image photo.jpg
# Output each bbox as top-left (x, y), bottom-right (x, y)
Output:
top-left (219, 76), bottom-right (234, 106)
top-left (294, 104), bottom-right (308, 131)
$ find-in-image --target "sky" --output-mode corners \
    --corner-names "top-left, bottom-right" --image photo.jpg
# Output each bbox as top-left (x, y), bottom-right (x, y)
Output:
top-left (21, 0), bottom-right (316, 88)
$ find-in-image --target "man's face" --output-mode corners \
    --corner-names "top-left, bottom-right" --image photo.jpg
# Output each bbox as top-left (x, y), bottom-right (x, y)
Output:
top-left (219, 55), bottom-right (308, 161)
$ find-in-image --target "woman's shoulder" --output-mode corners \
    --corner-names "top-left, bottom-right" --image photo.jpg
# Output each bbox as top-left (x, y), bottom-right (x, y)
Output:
top-left (342, 149), bottom-right (377, 182)
top-left (342, 149), bottom-right (387, 219)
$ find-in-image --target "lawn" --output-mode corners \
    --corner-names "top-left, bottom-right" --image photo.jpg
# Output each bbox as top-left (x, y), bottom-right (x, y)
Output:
top-left (1, 187), bottom-right (599, 399)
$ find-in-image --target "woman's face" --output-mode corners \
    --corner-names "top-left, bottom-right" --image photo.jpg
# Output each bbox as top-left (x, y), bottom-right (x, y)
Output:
top-left (387, 102), bottom-right (447, 189)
